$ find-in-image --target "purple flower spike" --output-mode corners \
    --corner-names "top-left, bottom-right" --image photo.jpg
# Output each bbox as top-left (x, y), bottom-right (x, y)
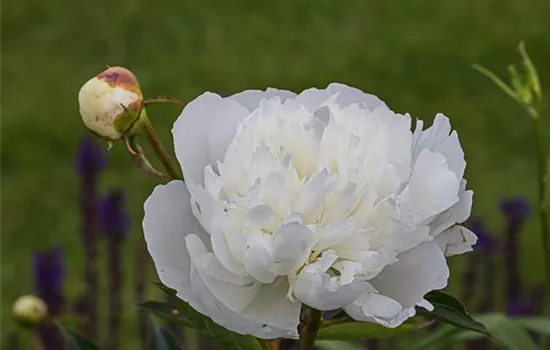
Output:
top-left (33, 246), bottom-right (65, 316)
top-left (506, 299), bottom-right (532, 317)
top-left (467, 218), bottom-right (496, 253)
top-left (100, 190), bottom-right (130, 240)
top-left (76, 136), bottom-right (107, 175)
top-left (499, 196), bottom-right (531, 225)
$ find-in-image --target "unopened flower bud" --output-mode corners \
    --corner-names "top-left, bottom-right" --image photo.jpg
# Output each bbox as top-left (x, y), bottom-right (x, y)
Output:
top-left (78, 67), bottom-right (144, 141)
top-left (13, 295), bottom-right (48, 328)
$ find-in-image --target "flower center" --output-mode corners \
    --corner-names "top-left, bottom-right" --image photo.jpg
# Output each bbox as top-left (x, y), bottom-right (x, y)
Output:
top-left (197, 96), bottom-right (416, 281)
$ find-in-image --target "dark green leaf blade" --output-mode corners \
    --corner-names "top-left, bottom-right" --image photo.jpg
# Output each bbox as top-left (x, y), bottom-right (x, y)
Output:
top-left (417, 291), bottom-right (489, 335)
top-left (154, 282), bottom-right (263, 350)
top-left (136, 300), bottom-right (192, 326)
top-left (476, 313), bottom-right (540, 350)
top-left (55, 321), bottom-right (99, 350)
top-left (151, 321), bottom-right (181, 350)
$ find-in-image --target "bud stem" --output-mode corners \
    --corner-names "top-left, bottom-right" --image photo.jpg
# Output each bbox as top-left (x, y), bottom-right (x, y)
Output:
top-left (141, 116), bottom-right (182, 180)
top-left (299, 307), bottom-right (322, 350)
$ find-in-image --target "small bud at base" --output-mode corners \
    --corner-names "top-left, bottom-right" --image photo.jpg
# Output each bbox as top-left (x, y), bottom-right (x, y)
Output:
top-left (78, 67), bottom-right (143, 141)
top-left (13, 295), bottom-right (48, 328)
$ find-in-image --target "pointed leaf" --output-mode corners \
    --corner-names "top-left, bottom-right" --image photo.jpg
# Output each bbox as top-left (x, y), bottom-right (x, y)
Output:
top-left (475, 313), bottom-right (539, 350)
top-left (154, 282), bottom-right (263, 350)
top-left (56, 322), bottom-right (99, 350)
top-left (151, 321), bottom-right (181, 350)
top-left (417, 291), bottom-right (489, 335)
top-left (472, 63), bottom-right (520, 103)
top-left (136, 300), bottom-right (192, 326)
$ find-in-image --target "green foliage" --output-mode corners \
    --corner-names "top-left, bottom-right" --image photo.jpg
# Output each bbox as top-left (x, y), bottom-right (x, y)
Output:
top-left (316, 320), bottom-right (425, 341)
top-left (417, 291), bottom-right (489, 335)
top-left (407, 314), bottom-right (549, 350)
top-left (154, 282), bottom-right (264, 350)
top-left (56, 321), bottom-right (99, 350)
top-left (151, 321), bottom-right (181, 350)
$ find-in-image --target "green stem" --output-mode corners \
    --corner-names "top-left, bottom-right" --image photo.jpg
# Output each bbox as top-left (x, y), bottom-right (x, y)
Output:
top-left (532, 113), bottom-right (550, 316)
top-left (141, 116), bottom-right (182, 180)
top-left (300, 308), bottom-right (322, 350)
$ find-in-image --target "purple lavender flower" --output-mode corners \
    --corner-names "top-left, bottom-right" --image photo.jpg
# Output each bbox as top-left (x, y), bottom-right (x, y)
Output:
top-left (468, 218), bottom-right (496, 253)
top-left (76, 136), bottom-right (107, 175)
top-left (32, 246), bottom-right (65, 350)
top-left (499, 196), bottom-right (531, 226)
top-left (99, 190), bottom-right (130, 240)
top-left (100, 189), bottom-right (130, 350)
top-left (76, 136), bottom-right (106, 340)
top-left (462, 218), bottom-right (496, 306)
top-left (506, 299), bottom-right (532, 317)
top-left (500, 197), bottom-right (531, 305)
top-left (33, 246), bottom-right (64, 316)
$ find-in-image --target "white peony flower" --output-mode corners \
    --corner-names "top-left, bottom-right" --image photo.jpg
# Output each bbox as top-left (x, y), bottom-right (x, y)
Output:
top-left (143, 84), bottom-right (476, 339)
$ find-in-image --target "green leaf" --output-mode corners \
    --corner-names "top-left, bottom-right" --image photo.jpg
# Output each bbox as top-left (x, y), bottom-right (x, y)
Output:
top-left (151, 321), bottom-right (181, 350)
top-left (472, 63), bottom-right (521, 104)
top-left (515, 316), bottom-right (550, 336)
top-left (315, 340), bottom-right (363, 350)
top-left (154, 282), bottom-right (264, 350)
top-left (55, 321), bottom-right (99, 350)
top-left (475, 313), bottom-right (540, 350)
top-left (136, 300), bottom-right (192, 327)
top-left (409, 313), bottom-right (542, 350)
top-left (316, 319), bottom-right (427, 340)
top-left (417, 291), bottom-right (489, 335)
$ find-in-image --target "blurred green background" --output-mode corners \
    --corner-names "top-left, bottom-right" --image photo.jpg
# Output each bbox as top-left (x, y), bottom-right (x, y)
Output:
top-left (2, 0), bottom-right (550, 347)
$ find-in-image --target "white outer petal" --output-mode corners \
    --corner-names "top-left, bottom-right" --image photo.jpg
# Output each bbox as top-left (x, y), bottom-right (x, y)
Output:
top-left (434, 225), bottom-right (477, 257)
top-left (395, 149), bottom-right (460, 225)
top-left (142, 181), bottom-right (208, 312)
top-left (345, 242), bottom-right (449, 328)
top-left (172, 92), bottom-right (250, 187)
top-left (429, 179), bottom-right (473, 236)
top-left (413, 114), bottom-right (466, 179)
top-left (186, 234), bottom-right (301, 338)
top-left (295, 83), bottom-right (388, 112)
top-left (230, 88), bottom-right (297, 112)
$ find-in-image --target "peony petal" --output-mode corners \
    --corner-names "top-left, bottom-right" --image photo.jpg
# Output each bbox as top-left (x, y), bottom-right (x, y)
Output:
top-left (429, 179), bottom-right (473, 236)
top-left (271, 222), bottom-right (313, 275)
top-left (296, 83), bottom-right (388, 112)
top-left (187, 234), bottom-right (300, 338)
top-left (434, 225), bottom-right (477, 257)
top-left (143, 181), bottom-right (208, 310)
top-left (172, 92), bottom-right (250, 187)
top-left (345, 242), bottom-right (449, 328)
top-left (396, 149), bottom-right (460, 225)
top-left (413, 114), bottom-right (465, 179)
top-left (294, 250), bottom-right (372, 310)
top-left (189, 264), bottom-right (299, 339)
top-left (245, 233), bottom-right (277, 283)
top-left (230, 88), bottom-right (297, 112)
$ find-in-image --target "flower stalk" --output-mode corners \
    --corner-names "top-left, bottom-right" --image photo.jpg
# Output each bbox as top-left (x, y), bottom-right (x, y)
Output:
top-left (474, 41), bottom-right (550, 322)
top-left (299, 308), bottom-right (322, 350)
top-left (140, 114), bottom-right (182, 180)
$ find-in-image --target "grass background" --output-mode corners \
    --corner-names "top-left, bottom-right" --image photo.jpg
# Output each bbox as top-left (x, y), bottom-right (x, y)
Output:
top-left (2, 0), bottom-right (550, 348)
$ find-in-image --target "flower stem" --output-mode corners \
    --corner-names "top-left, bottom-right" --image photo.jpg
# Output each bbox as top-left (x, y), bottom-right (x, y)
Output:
top-left (141, 116), bottom-right (182, 180)
top-left (300, 308), bottom-right (322, 350)
top-left (531, 113), bottom-right (550, 317)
